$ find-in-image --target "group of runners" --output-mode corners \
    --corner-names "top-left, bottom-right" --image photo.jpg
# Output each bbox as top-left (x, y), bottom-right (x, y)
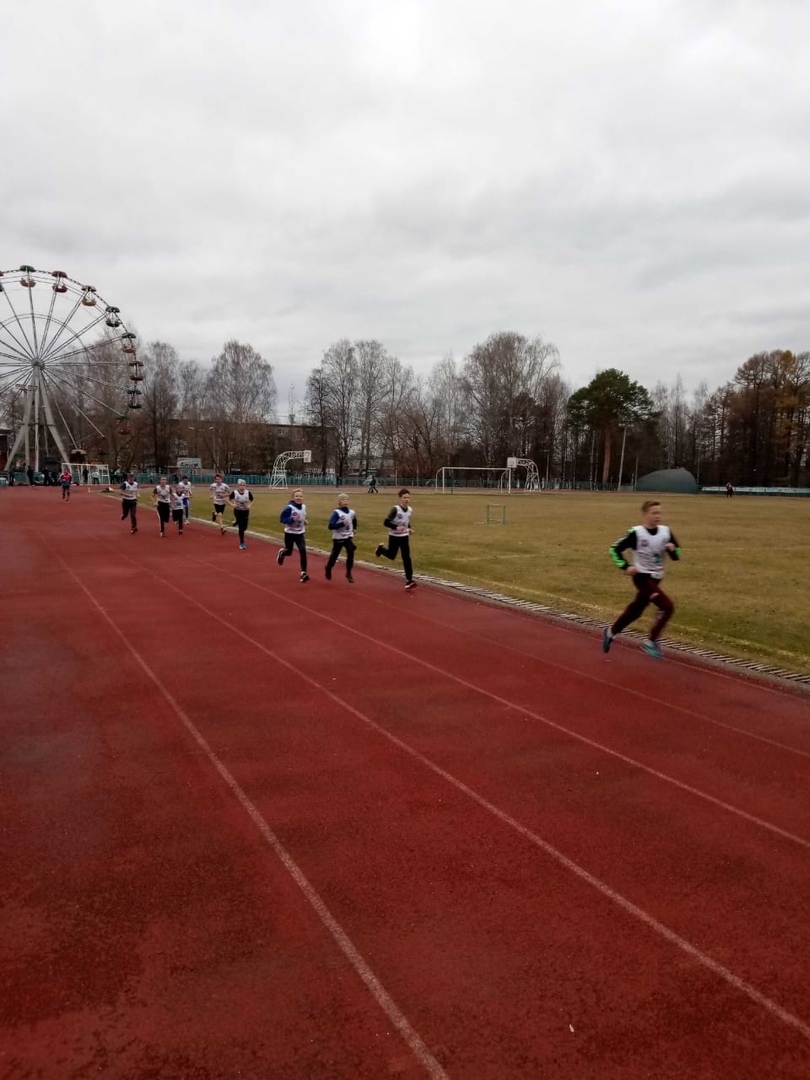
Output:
top-left (116, 476), bottom-right (419, 590)
top-left (113, 474), bottom-right (680, 656)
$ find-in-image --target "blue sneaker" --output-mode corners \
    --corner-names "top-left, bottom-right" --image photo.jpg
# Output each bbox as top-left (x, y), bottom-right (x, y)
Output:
top-left (240, 543), bottom-right (246, 550)
top-left (642, 639), bottom-right (662, 660)
top-left (602, 627), bottom-right (613, 653)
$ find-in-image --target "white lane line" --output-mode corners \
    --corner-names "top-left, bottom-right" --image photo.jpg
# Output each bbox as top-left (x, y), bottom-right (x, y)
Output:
top-left (177, 553), bottom-right (810, 854)
top-left (61, 559), bottom-right (450, 1080)
top-left (391, 607), bottom-right (810, 760)
top-left (101, 555), bottom-right (810, 1044)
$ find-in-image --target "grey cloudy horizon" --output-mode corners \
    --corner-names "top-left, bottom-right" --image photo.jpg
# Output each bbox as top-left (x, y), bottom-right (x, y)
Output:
top-left (3, 0), bottom-right (809, 413)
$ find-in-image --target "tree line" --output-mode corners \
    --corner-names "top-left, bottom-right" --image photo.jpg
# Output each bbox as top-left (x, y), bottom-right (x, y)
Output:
top-left (8, 330), bottom-right (807, 487)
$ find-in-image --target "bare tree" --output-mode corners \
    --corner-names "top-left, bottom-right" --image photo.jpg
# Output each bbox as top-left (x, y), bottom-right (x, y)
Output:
top-left (354, 339), bottom-right (393, 476)
top-left (461, 332), bottom-right (560, 465)
top-left (305, 366), bottom-right (335, 475)
top-left (206, 340), bottom-right (276, 471)
top-left (140, 341), bottom-right (180, 470)
top-left (375, 356), bottom-right (414, 479)
top-left (305, 340), bottom-right (358, 479)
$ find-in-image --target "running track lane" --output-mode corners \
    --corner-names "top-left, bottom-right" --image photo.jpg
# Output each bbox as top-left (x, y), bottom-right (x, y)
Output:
top-left (1, 489), bottom-right (809, 1079)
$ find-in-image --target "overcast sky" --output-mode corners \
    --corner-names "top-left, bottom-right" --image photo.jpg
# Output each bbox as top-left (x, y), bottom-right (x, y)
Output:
top-left (3, 0), bottom-right (808, 414)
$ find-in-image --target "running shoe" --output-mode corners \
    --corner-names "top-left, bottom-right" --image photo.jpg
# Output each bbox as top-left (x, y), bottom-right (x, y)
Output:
top-left (405, 580), bottom-right (417, 590)
top-left (325, 565), bottom-right (332, 580)
top-left (602, 627), bottom-right (613, 653)
top-left (277, 549), bottom-right (286, 565)
top-left (375, 545), bottom-right (384, 557)
top-left (346, 573), bottom-right (354, 583)
top-left (240, 543), bottom-right (246, 550)
top-left (300, 572), bottom-right (309, 582)
top-left (642, 639), bottom-right (663, 660)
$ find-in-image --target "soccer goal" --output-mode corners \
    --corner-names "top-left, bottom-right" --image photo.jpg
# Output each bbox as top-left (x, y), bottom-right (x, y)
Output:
top-left (62, 462), bottom-right (111, 486)
top-left (434, 466), bottom-right (510, 493)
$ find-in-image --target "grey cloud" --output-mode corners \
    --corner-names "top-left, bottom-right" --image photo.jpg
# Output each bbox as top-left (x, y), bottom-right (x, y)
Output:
top-left (2, 0), bottom-right (809, 399)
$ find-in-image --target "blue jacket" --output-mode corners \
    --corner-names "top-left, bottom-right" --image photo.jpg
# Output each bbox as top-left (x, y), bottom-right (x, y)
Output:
top-left (279, 500), bottom-right (304, 524)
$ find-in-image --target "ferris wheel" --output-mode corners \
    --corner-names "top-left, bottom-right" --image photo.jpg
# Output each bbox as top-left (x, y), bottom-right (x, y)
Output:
top-left (0, 265), bottom-right (144, 470)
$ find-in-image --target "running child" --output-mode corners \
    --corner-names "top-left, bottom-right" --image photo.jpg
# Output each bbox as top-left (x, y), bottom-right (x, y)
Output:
top-left (603, 500), bottom-right (681, 660)
top-left (325, 493), bottom-right (357, 583)
top-left (376, 487), bottom-right (416, 589)
top-left (152, 476), bottom-right (173, 537)
top-left (228, 479), bottom-right (253, 550)
top-left (171, 484), bottom-right (185, 535)
top-left (210, 473), bottom-right (231, 534)
top-left (59, 469), bottom-right (72, 501)
top-left (277, 487), bottom-right (309, 582)
top-left (176, 475), bottom-right (193, 521)
top-left (120, 473), bottom-right (139, 533)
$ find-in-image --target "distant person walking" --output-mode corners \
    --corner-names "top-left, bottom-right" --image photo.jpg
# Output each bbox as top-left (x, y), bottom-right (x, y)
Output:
top-left (59, 469), bottom-right (72, 501)
top-left (602, 499), bottom-right (681, 660)
top-left (375, 487), bottom-right (417, 589)
top-left (367, 473), bottom-right (378, 494)
top-left (26, 466), bottom-right (34, 486)
top-left (725, 482), bottom-right (734, 498)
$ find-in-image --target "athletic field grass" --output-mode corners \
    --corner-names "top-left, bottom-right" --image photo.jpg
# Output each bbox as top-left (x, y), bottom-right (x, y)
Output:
top-left (154, 488), bottom-right (810, 676)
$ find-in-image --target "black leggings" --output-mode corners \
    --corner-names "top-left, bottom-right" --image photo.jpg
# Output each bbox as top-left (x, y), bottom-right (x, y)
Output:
top-left (122, 500), bottom-right (138, 528)
top-left (326, 537), bottom-right (356, 574)
top-left (378, 535), bottom-right (413, 581)
top-left (156, 502), bottom-right (171, 533)
top-left (283, 532), bottom-right (308, 571)
top-left (233, 509), bottom-right (249, 543)
top-left (612, 574), bottom-right (674, 641)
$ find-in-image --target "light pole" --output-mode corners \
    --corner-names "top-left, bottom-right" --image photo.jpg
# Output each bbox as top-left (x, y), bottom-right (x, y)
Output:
top-left (617, 425), bottom-right (628, 492)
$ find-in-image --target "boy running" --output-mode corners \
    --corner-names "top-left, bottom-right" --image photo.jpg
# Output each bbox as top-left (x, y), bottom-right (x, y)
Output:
top-left (210, 473), bottom-right (231, 534)
top-left (603, 500), bottom-right (681, 660)
top-left (176, 475), bottom-right (193, 521)
top-left (376, 487), bottom-right (416, 589)
top-left (120, 473), bottom-right (139, 533)
top-left (325, 493), bottom-right (357, 583)
top-left (171, 484), bottom-right (186, 535)
top-left (228, 479), bottom-right (253, 550)
top-left (153, 476), bottom-right (172, 537)
top-left (277, 487), bottom-right (309, 582)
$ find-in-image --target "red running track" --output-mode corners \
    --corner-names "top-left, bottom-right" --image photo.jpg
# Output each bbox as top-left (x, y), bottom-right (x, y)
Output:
top-left (1, 487), bottom-right (809, 1079)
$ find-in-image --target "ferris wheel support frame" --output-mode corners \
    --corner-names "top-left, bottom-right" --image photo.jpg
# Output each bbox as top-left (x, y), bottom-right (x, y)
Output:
top-left (7, 364), bottom-right (72, 468)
